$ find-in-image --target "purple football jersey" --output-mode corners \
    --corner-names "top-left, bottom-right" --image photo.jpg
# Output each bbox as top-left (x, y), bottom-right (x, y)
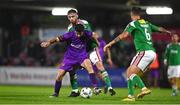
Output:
top-left (98, 38), bottom-right (106, 59)
top-left (59, 30), bottom-right (93, 71)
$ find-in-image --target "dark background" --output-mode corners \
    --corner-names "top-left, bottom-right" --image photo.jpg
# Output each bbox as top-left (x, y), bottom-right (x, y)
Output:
top-left (0, 0), bottom-right (180, 88)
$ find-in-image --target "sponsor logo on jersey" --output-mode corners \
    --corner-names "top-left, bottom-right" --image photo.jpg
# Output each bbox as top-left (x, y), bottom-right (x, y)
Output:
top-left (71, 43), bottom-right (84, 49)
top-left (140, 24), bottom-right (149, 28)
top-left (147, 41), bottom-right (152, 45)
top-left (170, 50), bottom-right (178, 54)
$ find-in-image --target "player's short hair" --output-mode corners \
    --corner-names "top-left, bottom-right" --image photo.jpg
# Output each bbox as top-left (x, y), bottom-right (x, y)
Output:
top-left (172, 33), bottom-right (179, 37)
top-left (131, 7), bottom-right (142, 16)
top-left (75, 24), bottom-right (84, 32)
top-left (67, 9), bottom-right (78, 15)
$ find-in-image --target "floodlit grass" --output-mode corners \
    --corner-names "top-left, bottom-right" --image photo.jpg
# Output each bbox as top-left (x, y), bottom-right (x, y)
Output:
top-left (0, 85), bottom-right (180, 104)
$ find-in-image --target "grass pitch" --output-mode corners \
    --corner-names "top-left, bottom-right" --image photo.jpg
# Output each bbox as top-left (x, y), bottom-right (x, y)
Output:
top-left (0, 85), bottom-right (180, 104)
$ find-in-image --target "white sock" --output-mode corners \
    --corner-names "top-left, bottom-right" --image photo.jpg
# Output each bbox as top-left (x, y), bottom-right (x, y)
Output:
top-left (72, 89), bottom-right (79, 93)
top-left (142, 87), bottom-right (147, 91)
top-left (108, 87), bottom-right (112, 90)
top-left (128, 94), bottom-right (134, 98)
top-left (172, 85), bottom-right (177, 90)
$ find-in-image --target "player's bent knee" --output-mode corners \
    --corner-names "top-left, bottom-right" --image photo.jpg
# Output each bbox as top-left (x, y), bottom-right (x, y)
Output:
top-left (56, 69), bottom-right (65, 81)
top-left (84, 65), bottom-right (94, 74)
top-left (96, 62), bottom-right (105, 70)
top-left (127, 65), bottom-right (142, 77)
top-left (56, 76), bottom-right (63, 81)
top-left (84, 59), bottom-right (92, 66)
top-left (87, 68), bottom-right (94, 74)
top-left (56, 74), bottom-right (64, 81)
top-left (127, 67), bottom-right (134, 78)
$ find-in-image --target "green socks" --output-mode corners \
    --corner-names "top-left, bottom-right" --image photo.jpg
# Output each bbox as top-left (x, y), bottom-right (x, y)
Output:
top-left (130, 74), bottom-right (145, 89)
top-left (127, 74), bottom-right (146, 96)
top-left (100, 70), bottom-right (112, 88)
top-left (128, 79), bottom-right (134, 96)
top-left (70, 72), bottom-right (78, 90)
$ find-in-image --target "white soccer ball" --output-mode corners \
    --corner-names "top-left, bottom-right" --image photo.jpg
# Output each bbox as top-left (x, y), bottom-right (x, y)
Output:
top-left (80, 87), bottom-right (93, 98)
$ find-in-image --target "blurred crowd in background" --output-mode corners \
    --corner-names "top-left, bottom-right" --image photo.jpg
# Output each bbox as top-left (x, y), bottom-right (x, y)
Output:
top-left (0, 27), bottom-right (177, 88)
top-left (0, 30), bottom-right (168, 68)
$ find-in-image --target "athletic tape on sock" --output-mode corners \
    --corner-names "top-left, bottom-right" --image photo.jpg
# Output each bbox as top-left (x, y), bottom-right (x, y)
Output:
top-left (129, 74), bottom-right (136, 80)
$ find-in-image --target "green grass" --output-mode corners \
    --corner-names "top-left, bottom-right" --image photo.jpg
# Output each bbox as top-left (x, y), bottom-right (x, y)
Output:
top-left (0, 85), bottom-right (180, 104)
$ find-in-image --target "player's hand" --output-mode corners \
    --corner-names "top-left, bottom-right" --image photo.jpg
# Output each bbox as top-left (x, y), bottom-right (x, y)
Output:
top-left (40, 41), bottom-right (50, 47)
top-left (103, 43), bottom-right (111, 52)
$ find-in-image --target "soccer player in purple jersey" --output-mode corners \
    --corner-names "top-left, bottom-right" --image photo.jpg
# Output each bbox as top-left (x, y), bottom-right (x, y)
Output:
top-left (67, 9), bottom-right (116, 96)
top-left (41, 24), bottom-right (101, 97)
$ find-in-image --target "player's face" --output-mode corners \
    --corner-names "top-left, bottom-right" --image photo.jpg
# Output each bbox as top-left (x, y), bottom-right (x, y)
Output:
top-left (130, 12), bottom-right (136, 21)
top-left (76, 32), bottom-right (84, 38)
top-left (172, 34), bottom-right (179, 42)
top-left (130, 12), bottom-right (140, 21)
top-left (67, 13), bottom-right (78, 24)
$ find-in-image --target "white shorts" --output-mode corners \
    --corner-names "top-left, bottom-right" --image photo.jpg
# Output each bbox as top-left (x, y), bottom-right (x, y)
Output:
top-left (89, 49), bottom-right (102, 65)
top-left (167, 65), bottom-right (180, 78)
top-left (130, 50), bottom-right (156, 72)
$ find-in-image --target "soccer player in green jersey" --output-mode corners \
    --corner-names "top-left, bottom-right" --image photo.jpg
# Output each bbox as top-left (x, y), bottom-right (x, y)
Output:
top-left (104, 7), bottom-right (171, 101)
top-left (67, 9), bottom-right (115, 97)
top-left (164, 34), bottom-right (180, 96)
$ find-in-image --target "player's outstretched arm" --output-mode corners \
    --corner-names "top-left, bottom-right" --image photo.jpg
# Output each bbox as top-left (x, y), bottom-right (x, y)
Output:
top-left (159, 27), bottom-right (171, 34)
top-left (103, 31), bottom-right (129, 52)
top-left (40, 37), bottom-right (60, 48)
top-left (150, 23), bottom-right (171, 34)
top-left (106, 48), bottom-right (113, 67)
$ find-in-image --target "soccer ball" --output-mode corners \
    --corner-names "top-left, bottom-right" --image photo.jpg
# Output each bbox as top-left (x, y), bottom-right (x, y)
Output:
top-left (80, 87), bottom-right (93, 98)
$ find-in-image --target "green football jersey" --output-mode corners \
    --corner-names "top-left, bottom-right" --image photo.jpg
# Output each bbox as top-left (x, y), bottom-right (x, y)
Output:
top-left (67, 19), bottom-right (98, 52)
top-left (124, 19), bottom-right (160, 52)
top-left (164, 43), bottom-right (180, 65)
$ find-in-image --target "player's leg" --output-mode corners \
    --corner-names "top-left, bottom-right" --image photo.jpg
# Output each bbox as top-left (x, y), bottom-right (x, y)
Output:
top-left (128, 65), bottom-right (151, 98)
top-left (89, 48), bottom-right (115, 96)
top-left (167, 66), bottom-right (178, 96)
top-left (134, 51), bottom-right (156, 99)
top-left (95, 61), bottom-right (116, 96)
top-left (122, 51), bottom-right (156, 101)
top-left (49, 69), bottom-right (66, 98)
top-left (169, 78), bottom-right (178, 96)
top-left (68, 69), bottom-right (80, 97)
top-left (94, 66), bottom-right (107, 94)
top-left (50, 58), bottom-right (76, 98)
top-left (122, 65), bottom-right (146, 101)
top-left (81, 58), bottom-right (101, 95)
